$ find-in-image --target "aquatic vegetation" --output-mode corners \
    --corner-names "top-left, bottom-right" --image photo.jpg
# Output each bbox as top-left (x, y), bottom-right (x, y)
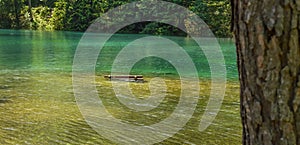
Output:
top-left (0, 71), bottom-right (241, 144)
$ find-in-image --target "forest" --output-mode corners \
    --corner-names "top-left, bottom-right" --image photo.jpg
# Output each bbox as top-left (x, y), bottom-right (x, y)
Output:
top-left (0, 0), bottom-right (231, 37)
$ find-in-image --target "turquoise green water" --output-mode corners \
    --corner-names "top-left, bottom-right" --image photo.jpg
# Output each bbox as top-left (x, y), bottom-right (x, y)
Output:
top-left (0, 29), bottom-right (241, 144)
top-left (0, 29), bottom-right (237, 79)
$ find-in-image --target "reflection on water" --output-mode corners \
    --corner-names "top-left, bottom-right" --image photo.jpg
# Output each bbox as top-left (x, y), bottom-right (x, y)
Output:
top-left (0, 30), bottom-right (241, 144)
top-left (0, 30), bottom-right (80, 71)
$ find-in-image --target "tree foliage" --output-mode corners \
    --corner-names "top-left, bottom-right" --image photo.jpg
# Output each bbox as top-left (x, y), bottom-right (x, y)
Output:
top-left (0, 0), bottom-right (231, 37)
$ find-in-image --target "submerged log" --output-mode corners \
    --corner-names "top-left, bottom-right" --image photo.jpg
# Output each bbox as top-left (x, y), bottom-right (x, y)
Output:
top-left (104, 75), bottom-right (144, 83)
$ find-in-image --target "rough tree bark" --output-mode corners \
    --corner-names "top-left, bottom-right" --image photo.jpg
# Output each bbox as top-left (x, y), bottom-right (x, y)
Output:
top-left (232, 0), bottom-right (300, 144)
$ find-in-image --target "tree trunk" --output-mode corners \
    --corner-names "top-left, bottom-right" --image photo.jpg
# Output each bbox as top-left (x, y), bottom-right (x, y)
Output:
top-left (13, 0), bottom-right (20, 28)
top-left (232, 0), bottom-right (300, 144)
top-left (28, 0), bottom-right (33, 23)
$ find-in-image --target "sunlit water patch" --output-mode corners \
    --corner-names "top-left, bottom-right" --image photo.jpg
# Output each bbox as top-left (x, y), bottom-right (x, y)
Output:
top-left (0, 30), bottom-right (241, 144)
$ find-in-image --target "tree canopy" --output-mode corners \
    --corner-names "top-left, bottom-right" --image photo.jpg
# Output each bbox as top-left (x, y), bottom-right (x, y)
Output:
top-left (0, 0), bottom-right (231, 37)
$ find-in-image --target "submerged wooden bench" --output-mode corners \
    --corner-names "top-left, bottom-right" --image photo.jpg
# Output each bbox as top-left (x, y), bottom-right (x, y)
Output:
top-left (104, 75), bottom-right (144, 82)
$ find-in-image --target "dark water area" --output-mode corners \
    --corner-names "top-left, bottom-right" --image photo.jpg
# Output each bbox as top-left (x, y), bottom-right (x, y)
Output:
top-left (0, 29), bottom-right (241, 144)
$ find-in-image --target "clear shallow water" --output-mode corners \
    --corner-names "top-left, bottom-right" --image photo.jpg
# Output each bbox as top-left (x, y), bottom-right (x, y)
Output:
top-left (0, 29), bottom-right (241, 144)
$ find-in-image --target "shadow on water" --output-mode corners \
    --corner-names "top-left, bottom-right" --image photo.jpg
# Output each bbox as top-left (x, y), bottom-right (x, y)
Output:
top-left (0, 85), bottom-right (11, 90)
top-left (0, 99), bottom-right (10, 104)
top-left (0, 85), bottom-right (13, 104)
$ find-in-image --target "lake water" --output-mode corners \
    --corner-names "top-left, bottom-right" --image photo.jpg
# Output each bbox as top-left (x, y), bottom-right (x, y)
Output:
top-left (0, 29), bottom-right (241, 144)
